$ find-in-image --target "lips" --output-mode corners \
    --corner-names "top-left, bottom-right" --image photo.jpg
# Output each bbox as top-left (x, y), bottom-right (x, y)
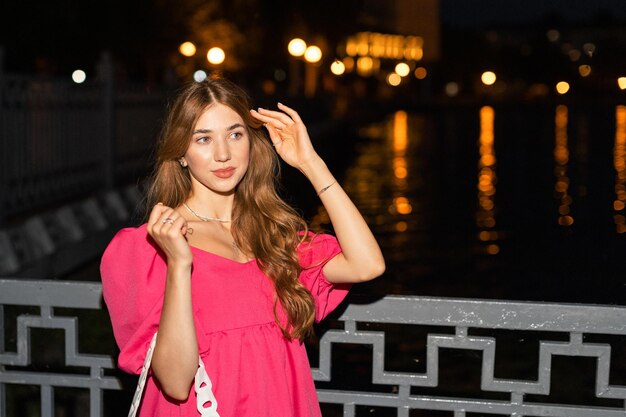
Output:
top-left (212, 167), bottom-right (236, 179)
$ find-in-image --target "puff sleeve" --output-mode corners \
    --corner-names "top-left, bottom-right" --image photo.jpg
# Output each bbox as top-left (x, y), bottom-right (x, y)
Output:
top-left (297, 232), bottom-right (351, 322)
top-left (100, 224), bottom-right (166, 375)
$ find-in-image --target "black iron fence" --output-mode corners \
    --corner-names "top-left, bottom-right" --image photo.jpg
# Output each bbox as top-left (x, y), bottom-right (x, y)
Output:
top-left (0, 50), bottom-right (170, 224)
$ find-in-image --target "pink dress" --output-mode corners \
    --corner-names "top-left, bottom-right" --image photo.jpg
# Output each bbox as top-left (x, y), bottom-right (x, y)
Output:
top-left (100, 224), bottom-right (350, 417)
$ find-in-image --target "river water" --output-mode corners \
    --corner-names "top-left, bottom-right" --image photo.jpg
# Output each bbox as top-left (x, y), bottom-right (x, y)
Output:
top-left (307, 102), bottom-right (626, 306)
top-left (305, 102), bottom-right (626, 416)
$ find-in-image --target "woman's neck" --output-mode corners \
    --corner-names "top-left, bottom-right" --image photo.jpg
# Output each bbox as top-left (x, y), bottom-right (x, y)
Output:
top-left (183, 191), bottom-right (234, 222)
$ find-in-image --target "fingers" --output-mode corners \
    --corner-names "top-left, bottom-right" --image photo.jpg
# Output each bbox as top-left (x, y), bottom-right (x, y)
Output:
top-left (147, 203), bottom-right (168, 235)
top-left (277, 102), bottom-right (303, 124)
top-left (147, 204), bottom-right (188, 239)
top-left (258, 107), bottom-right (294, 125)
top-left (250, 109), bottom-right (287, 131)
top-left (267, 129), bottom-right (284, 147)
top-left (251, 104), bottom-right (302, 128)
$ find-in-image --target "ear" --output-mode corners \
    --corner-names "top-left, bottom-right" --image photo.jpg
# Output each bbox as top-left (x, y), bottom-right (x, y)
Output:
top-left (179, 158), bottom-right (188, 167)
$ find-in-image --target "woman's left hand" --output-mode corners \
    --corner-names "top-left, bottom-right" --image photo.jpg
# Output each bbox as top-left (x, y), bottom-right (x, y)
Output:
top-left (251, 103), bottom-right (320, 170)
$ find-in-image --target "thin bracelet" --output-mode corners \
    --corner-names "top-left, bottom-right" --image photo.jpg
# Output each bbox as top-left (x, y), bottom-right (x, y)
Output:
top-left (317, 180), bottom-right (337, 196)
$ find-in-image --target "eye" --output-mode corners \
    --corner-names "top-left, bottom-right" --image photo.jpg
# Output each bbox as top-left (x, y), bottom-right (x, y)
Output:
top-left (196, 136), bottom-right (211, 144)
top-left (230, 131), bottom-right (244, 140)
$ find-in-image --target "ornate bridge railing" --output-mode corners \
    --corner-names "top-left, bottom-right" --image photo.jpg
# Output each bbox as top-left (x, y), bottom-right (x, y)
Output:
top-left (0, 279), bottom-right (121, 417)
top-left (1, 278), bottom-right (626, 417)
top-left (312, 296), bottom-right (626, 417)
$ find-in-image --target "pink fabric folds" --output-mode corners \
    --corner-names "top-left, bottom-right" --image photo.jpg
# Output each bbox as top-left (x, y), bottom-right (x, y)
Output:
top-left (101, 225), bottom-right (351, 417)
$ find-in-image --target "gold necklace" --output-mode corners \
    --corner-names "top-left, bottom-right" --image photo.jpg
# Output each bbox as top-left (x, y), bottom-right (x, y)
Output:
top-left (184, 203), bottom-right (241, 256)
top-left (183, 203), bottom-right (231, 223)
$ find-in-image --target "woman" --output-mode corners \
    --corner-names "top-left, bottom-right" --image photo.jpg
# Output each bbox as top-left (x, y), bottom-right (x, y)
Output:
top-left (100, 76), bottom-right (385, 416)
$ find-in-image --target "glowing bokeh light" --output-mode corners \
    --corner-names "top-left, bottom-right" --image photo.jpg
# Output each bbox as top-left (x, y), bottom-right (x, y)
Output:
top-left (330, 60), bottom-right (345, 75)
top-left (342, 57), bottom-right (355, 72)
top-left (414, 67), bottom-right (427, 79)
top-left (304, 45), bottom-right (322, 63)
top-left (394, 197), bottom-right (413, 214)
top-left (396, 221), bottom-right (408, 232)
top-left (546, 29), bottom-right (560, 42)
top-left (287, 38), bottom-right (307, 57)
top-left (72, 70), bottom-right (86, 84)
top-left (445, 82), bottom-right (459, 97)
top-left (578, 65), bottom-right (591, 77)
top-left (583, 42), bottom-right (596, 57)
top-left (179, 42), bottom-right (196, 57)
top-left (356, 56), bottom-right (374, 76)
top-left (618, 77), bottom-right (626, 90)
top-left (568, 50), bottom-right (581, 62)
top-left (481, 71), bottom-right (496, 86)
top-left (556, 81), bottom-right (570, 94)
top-left (207, 47), bottom-right (225, 64)
top-left (487, 244), bottom-right (500, 255)
top-left (193, 70), bottom-right (207, 82)
top-left (387, 73), bottom-right (401, 86)
top-left (395, 62), bottom-right (410, 77)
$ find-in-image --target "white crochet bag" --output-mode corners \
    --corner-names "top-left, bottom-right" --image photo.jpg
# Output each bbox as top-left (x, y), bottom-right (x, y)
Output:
top-left (128, 333), bottom-right (220, 417)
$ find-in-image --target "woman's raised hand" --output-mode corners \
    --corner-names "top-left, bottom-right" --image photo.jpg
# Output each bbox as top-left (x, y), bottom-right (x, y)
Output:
top-left (251, 103), bottom-right (321, 170)
top-left (147, 203), bottom-right (193, 268)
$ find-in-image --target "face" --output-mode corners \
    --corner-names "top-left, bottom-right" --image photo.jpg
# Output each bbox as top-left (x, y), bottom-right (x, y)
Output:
top-left (182, 103), bottom-right (251, 196)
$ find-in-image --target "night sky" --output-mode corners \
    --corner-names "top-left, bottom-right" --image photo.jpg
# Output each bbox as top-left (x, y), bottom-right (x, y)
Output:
top-left (1, 0), bottom-right (625, 76)
top-left (441, 0), bottom-right (626, 27)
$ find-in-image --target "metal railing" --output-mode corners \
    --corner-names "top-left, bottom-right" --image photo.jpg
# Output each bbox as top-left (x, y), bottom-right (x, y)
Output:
top-left (0, 51), bottom-right (169, 223)
top-left (1, 278), bottom-right (626, 417)
top-left (0, 279), bottom-right (121, 417)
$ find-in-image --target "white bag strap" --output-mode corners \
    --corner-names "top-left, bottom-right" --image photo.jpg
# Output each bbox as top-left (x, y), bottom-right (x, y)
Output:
top-left (196, 357), bottom-right (220, 416)
top-left (127, 332), bottom-right (220, 417)
top-left (127, 333), bottom-right (157, 417)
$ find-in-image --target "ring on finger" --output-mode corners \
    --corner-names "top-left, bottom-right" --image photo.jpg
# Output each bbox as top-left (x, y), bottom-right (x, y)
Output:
top-left (162, 217), bottom-right (175, 224)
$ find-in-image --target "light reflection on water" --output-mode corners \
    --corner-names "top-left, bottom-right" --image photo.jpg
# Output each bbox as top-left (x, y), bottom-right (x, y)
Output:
top-left (476, 106), bottom-right (499, 255)
top-left (614, 106), bottom-right (626, 233)
top-left (554, 105), bottom-right (574, 227)
top-left (322, 105), bottom-right (626, 305)
top-left (312, 105), bottom-right (626, 417)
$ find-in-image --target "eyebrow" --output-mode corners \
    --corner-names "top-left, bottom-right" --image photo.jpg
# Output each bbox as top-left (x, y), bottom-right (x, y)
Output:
top-left (193, 123), bottom-right (244, 135)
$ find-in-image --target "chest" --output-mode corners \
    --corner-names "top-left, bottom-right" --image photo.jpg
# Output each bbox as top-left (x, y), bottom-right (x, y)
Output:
top-left (189, 251), bottom-right (280, 333)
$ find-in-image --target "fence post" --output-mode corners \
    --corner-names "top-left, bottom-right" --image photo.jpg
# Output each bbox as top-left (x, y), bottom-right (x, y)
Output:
top-left (98, 51), bottom-right (115, 190)
top-left (0, 303), bottom-right (4, 417)
top-left (0, 46), bottom-right (5, 225)
top-left (0, 44), bottom-right (5, 400)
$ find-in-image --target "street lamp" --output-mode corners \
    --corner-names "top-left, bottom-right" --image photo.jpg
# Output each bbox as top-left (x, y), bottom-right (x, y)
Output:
top-left (304, 45), bottom-right (322, 64)
top-left (179, 42), bottom-right (196, 57)
top-left (303, 45), bottom-right (322, 97)
top-left (207, 47), bottom-right (225, 65)
top-left (395, 62), bottom-right (410, 77)
top-left (481, 71), bottom-right (497, 86)
top-left (72, 70), bottom-right (86, 84)
top-left (556, 81), bottom-right (570, 95)
top-left (288, 38), bottom-right (307, 57)
top-left (330, 60), bottom-right (345, 75)
top-left (287, 38), bottom-right (306, 95)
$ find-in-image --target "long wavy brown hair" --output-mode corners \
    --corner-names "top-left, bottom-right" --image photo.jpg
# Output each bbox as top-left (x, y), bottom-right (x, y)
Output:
top-left (145, 75), bottom-right (315, 340)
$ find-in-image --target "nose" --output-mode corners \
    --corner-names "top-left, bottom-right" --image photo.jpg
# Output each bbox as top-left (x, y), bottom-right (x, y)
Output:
top-left (214, 138), bottom-right (231, 162)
